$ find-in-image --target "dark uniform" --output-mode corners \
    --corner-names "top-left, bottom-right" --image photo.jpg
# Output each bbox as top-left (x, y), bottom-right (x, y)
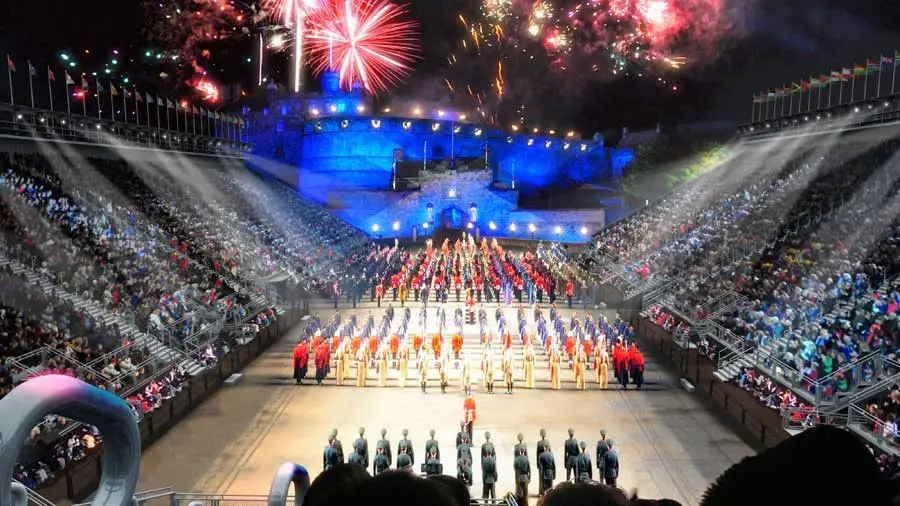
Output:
top-left (536, 429), bottom-right (549, 458)
top-left (348, 449), bottom-right (365, 467)
top-left (375, 429), bottom-right (392, 473)
top-left (323, 442), bottom-right (340, 471)
top-left (537, 446), bottom-right (556, 496)
top-left (564, 430), bottom-right (579, 481)
top-left (354, 428), bottom-right (369, 469)
top-left (331, 430), bottom-right (345, 464)
top-left (574, 442), bottom-right (592, 483)
top-left (373, 448), bottom-right (390, 475)
top-left (397, 450), bottom-right (413, 471)
top-left (424, 451), bottom-right (442, 476)
top-left (481, 433), bottom-right (495, 459)
top-left (398, 430), bottom-right (415, 465)
top-left (595, 432), bottom-right (609, 483)
top-left (456, 422), bottom-right (469, 449)
top-left (425, 429), bottom-right (441, 461)
top-left (457, 455), bottom-right (473, 486)
top-left (514, 451), bottom-right (531, 506)
top-left (603, 442), bottom-right (619, 488)
top-left (514, 433), bottom-right (528, 457)
top-left (457, 440), bottom-right (473, 462)
top-left (481, 454), bottom-right (498, 499)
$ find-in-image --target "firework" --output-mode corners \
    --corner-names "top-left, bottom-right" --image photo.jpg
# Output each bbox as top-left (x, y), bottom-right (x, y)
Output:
top-left (194, 78), bottom-right (222, 102)
top-left (305, 0), bottom-right (419, 94)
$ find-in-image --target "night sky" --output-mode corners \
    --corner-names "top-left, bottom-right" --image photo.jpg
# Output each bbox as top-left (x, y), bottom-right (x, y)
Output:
top-left (0, 0), bottom-right (896, 135)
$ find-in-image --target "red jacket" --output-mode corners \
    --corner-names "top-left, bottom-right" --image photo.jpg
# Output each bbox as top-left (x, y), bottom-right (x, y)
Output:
top-left (293, 343), bottom-right (309, 368)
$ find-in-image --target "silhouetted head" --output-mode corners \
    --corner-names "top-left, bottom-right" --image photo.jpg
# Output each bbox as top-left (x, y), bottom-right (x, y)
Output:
top-left (346, 471), bottom-right (456, 506)
top-left (485, 432), bottom-right (491, 441)
top-left (380, 428), bottom-right (387, 438)
top-left (540, 428), bottom-right (547, 438)
top-left (517, 433), bottom-right (524, 442)
top-left (305, 464), bottom-right (372, 506)
top-left (538, 482), bottom-right (628, 506)
top-left (568, 428), bottom-right (574, 437)
top-left (430, 429), bottom-right (436, 438)
top-left (359, 427), bottom-right (365, 437)
top-left (427, 475), bottom-right (471, 506)
top-left (579, 441), bottom-right (586, 450)
top-left (402, 428), bottom-right (409, 437)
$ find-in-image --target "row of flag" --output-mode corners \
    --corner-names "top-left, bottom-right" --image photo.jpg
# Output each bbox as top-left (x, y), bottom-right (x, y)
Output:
top-left (4, 54), bottom-right (245, 126)
top-left (750, 52), bottom-right (900, 122)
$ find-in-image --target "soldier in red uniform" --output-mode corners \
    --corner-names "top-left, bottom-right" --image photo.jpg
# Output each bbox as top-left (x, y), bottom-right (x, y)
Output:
top-left (583, 338), bottom-right (593, 359)
top-left (413, 334), bottom-right (424, 358)
top-left (293, 339), bottom-right (309, 384)
top-left (455, 274), bottom-right (463, 302)
top-left (351, 335), bottom-right (362, 356)
top-left (463, 395), bottom-right (476, 440)
top-left (613, 343), bottom-right (630, 389)
top-left (314, 342), bottom-right (330, 385)
top-left (368, 336), bottom-right (379, 356)
top-left (474, 273), bottom-right (483, 302)
top-left (390, 334), bottom-right (400, 359)
top-left (432, 333), bottom-right (443, 359)
top-left (565, 335), bottom-right (576, 359)
top-left (452, 333), bottom-right (463, 359)
top-left (502, 332), bottom-right (512, 351)
top-left (565, 280), bottom-right (575, 308)
top-left (630, 347), bottom-right (645, 389)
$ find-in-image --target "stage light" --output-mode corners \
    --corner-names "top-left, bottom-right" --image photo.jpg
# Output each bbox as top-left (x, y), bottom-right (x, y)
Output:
top-left (371, 119), bottom-right (381, 129)
top-left (545, 141), bottom-right (552, 148)
top-left (392, 221), bottom-right (400, 231)
top-left (506, 137), bottom-right (513, 143)
top-left (96, 124), bottom-right (101, 129)
top-left (527, 139), bottom-right (534, 146)
top-left (60, 53), bottom-right (70, 61)
top-left (384, 107), bottom-right (391, 113)
top-left (580, 226), bottom-right (588, 235)
top-left (423, 222), bottom-right (429, 229)
top-left (509, 223), bottom-right (517, 232)
top-left (489, 221), bottom-right (497, 230)
top-left (340, 120), bottom-right (349, 128)
top-left (357, 104), bottom-right (365, 113)
top-left (460, 114), bottom-right (467, 120)
top-left (310, 108), bottom-right (320, 116)
top-left (454, 126), bottom-right (461, 134)
top-left (413, 107), bottom-right (422, 116)
top-left (567, 131), bottom-right (575, 137)
top-left (532, 127), bottom-right (539, 134)
top-left (554, 226), bottom-right (562, 234)
top-left (528, 223), bottom-right (536, 232)
top-left (467, 222), bottom-right (473, 229)
top-left (329, 104), bottom-right (337, 113)
top-left (854, 107), bottom-right (860, 113)
top-left (448, 188), bottom-right (457, 198)
top-left (402, 121), bottom-right (412, 129)
top-left (549, 129), bottom-right (556, 135)
top-left (563, 142), bottom-right (570, 150)
top-left (511, 124), bottom-right (519, 132)
top-left (432, 122), bottom-right (440, 131)
top-left (438, 110), bottom-right (445, 117)
top-left (372, 224), bottom-right (380, 232)
top-left (15, 114), bottom-right (22, 120)
top-left (474, 128), bottom-right (482, 137)
top-left (580, 144), bottom-right (586, 151)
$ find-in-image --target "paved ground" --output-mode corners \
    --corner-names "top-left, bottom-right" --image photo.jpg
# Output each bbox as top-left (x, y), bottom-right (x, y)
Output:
top-left (136, 302), bottom-right (755, 506)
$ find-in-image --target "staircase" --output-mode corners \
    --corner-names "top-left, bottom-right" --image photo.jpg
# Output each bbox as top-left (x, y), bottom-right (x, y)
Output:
top-left (0, 251), bottom-right (205, 377)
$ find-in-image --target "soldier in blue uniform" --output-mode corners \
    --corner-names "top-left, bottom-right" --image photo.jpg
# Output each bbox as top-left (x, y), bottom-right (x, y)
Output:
top-left (537, 443), bottom-right (556, 496)
top-left (323, 437), bottom-right (340, 471)
top-left (564, 428), bottom-right (578, 481)
top-left (353, 427), bottom-right (369, 469)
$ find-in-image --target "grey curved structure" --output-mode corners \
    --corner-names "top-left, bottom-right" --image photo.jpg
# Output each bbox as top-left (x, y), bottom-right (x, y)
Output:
top-left (0, 375), bottom-right (141, 506)
top-left (267, 462), bottom-right (311, 506)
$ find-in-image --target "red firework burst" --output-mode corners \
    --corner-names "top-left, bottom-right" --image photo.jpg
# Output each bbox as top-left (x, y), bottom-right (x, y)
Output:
top-left (306, 0), bottom-right (419, 94)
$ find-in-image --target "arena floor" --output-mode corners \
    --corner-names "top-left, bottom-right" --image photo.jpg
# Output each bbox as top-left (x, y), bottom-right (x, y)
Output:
top-left (135, 302), bottom-right (755, 506)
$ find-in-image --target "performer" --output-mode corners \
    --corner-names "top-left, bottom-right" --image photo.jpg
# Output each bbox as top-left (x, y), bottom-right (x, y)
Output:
top-left (523, 343), bottom-right (535, 389)
top-left (390, 333), bottom-right (400, 360)
top-left (375, 282), bottom-right (384, 308)
top-left (616, 343), bottom-right (631, 389)
top-left (343, 338), bottom-right (353, 380)
top-left (335, 342), bottom-right (346, 386)
top-left (565, 279), bottom-right (574, 308)
top-left (426, 428), bottom-right (441, 461)
top-left (550, 348), bottom-right (561, 390)
top-left (419, 354), bottom-right (430, 393)
top-left (463, 394), bottom-right (476, 439)
top-left (460, 355), bottom-right (472, 395)
top-left (376, 428), bottom-right (392, 471)
top-left (356, 342), bottom-right (370, 387)
top-left (432, 332), bottom-right (443, 360)
top-left (503, 347), bottom-right (514, 394)
top-left (483, 347), bottom-right (495, 394)
top-left (314, 341), bottom-right (330, 385)
top-left (378, 345), bottom-right (389, 387)
top-left (563, 428), bottom-right (578, 482)
top-left (398, 344), bottom-right (410, 388)
top-left (354, 427), bottom-right (369, 469)
top-left (537, 443), bottom-right (556, 496)
top-left (439, 351), bottom-right (451, 393)
top-left (481, 448), bottom-right (498, 499)
top-left (631, 346), bottom-right (645, 389)
top-left (598, 340), bottom-right (610, 389)
top-left (292, 339), bottom-right (309, 385)
top-left (514, 448), bottom-right (531, 506)
top-left (574, 348), bottom-right (587, 391)
top-left (452, 332), bottom-right (463, 360)
top-left (413, 334), bottom-right (423, 359)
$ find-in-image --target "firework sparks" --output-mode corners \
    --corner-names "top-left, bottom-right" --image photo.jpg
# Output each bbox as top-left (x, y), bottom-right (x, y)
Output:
top-left (194, 78), bottom-right (222, 102)
top-left (306, 0), bottom-right (419, 94)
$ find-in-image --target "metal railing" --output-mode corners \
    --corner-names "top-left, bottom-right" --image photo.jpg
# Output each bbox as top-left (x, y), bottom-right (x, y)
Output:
top-left (780, 406), bottom-right (850, 433)
top-left (847, 404), bottom-right (900, 457)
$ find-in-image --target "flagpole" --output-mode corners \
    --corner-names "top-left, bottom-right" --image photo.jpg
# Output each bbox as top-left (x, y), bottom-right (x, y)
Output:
top-left (97, 80), bottom-right (103, 120)
top-left (65, 81), bottom-right (70, 114)
top-left (750, 99), bottom-right (754, 123)
top-left (839, 78), bottom-right (844, 106)
top-left (789, 89), bottom-right (794, 115)
top-left (122, 89), bottom-right (128, 124)
top-left (46, 67), bottom-right (54, 112)
top-left (165, 100), bottom-right (170, 131)
top-left (894, 58), bottom-right (898, 95)
top-left (877, 56), bottom-right (883, 97)
top-left (7, 55), bottom-right (14, 106)
top-left (145, 95), bottom-right (150, 128)
top-left (27, 60), bottom-right (34, 108)
top-left (807, 84), bottom-right (812, 112)
top-left (781, 85), bottom-right (786, 117)
top-left (176, 104), bottom-right (180, 132)
top-left (827, 81), bottom-right (833, 107)
top-left (134, 88), bottom-right (140, 125)
top-left (863, 68), bottom-right (869, 100)
top-left (851, 71), bottom-right (857, 103)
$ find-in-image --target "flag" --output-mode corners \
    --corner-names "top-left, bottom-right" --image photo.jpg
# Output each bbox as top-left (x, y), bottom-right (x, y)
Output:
top-left (215, 112), bottom-right (221, 119)
top-left (6, 55), bottom-right (16, 73)
top-left (791, 82), bottom-right (802, 92)
top-left (81, 76), bottom-right (88, 89)
top-left (64, 71), bottom-right (75, 85)
top-left (895, 51), bottom-right (900, 66)
top-left (108, 83), bottom-right (116, 95)
top-left (853, 64), bottom-right (866, 75)
top-left (881, 55), bottom-right (893, 65)
top-left (831, 71), bottom-right (844, 82)
top-left (166, 98), bottom-right (174, 109)
top-left (48, 67), bottom-right (55, 82)
top-left (752, 94), bottom-right (763, 103)
top-left (866, 59), bottom-right (881, 73)
top-left (841, 67), bottom-right (853, 79)
top-left (819, 75), bottom-right (832, 85)
top-left (98, 81), bottom-right (106, 93)
top-left (192, 106), bottom-right (199, 114)
top-left (801, 79), bottom-right (810, 91)
top-left (124, 89), bottom-right (131, 98)
top-left (135, 91), bottom-right (143, 102)
top-left (146, 93), bottom-right (155, 104)
top-left (28, 61), bottom-right (36, 76)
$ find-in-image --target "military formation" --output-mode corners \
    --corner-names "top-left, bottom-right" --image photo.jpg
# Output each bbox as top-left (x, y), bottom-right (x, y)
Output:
top-left (292, 302), bottom-right (647, 392)
top-left (322, 426), bottom-right (621, 505)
